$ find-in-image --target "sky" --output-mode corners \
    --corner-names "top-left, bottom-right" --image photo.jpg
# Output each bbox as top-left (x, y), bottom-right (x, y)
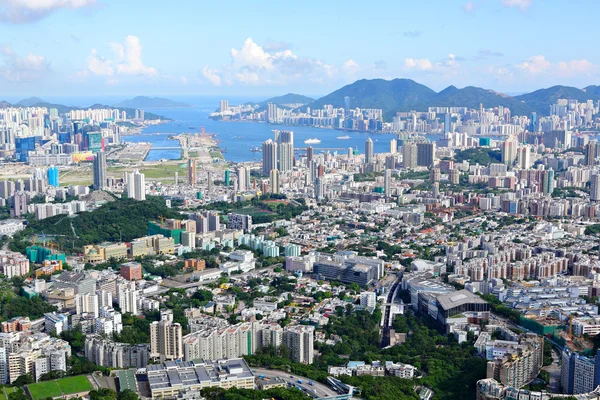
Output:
top-left (0, 0), bottom-right (598, 99)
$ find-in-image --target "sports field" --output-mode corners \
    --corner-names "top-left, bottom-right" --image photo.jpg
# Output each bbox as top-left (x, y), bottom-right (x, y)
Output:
top-left (27, 375), bottom-right (93, 400)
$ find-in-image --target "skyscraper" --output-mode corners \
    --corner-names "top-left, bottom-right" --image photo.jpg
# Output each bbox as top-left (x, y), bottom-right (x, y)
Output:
top-left (416, 142), bottom-right (435, 167)
top-left (278, 142), bottom-right (293, 172)
top-left (530, 112), bottom-right (537, 132)
top-left (262, 139), bottom-right (277, 175)
top-left (267, 103), bottom-right (278, 123)
top-left (238, 167), bottom-right (247, 191)
top-left (47, 166), bottom-right (59, 187)
top-left (542, 168), bottom-right (555, 195)
top-left (344, 96), bottom-right (350, 113)
top-left (270, 169), bottom-right (280, 194)
top-left (591, 174), bottom-right (600, 202)
top-left (219, 100), bottom-right (229, 113)
top-left (389, 139), bottom-right (397, 154)
top-left (403, 142), bottom-right (418, 169)
top-left (314, 177), bottom-right (325, 200)
top-left (150, 311), bottom-right (183, 362)
top-left (384, 169), bottom-right (391, 196)
top-left (224, 170), bottom-right (231, 186)
top-left (586, 141), bottom-right (597, 166)
top-left (502, 136), bottom-right (518, 166)
top-left (283, 325), bottom-right (314, 364)
top-left (444, 113), bottom-right (451, 134)
top-left (365, 138), bottom-right (374, 164)
top-left (306, 146), bottom-right (314, 163)
top-left (188, 159), bottom-right (196, 185)
top-left (93, 151), bottom-right (107, 190)
top-left (127, 170), bottom-right (146, 201)
top-left (519, 146), bottom-right (531, 169)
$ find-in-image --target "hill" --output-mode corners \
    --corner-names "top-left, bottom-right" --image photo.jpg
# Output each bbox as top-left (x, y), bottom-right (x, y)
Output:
top-left (306, 79), bottom-right (600, 119)
top-left (261, 93), bottom-right (314, 107)
top-left (514, 85), bottom-right (598, 115)
top-left (17, 96), bottom-right (45, 107)
top-left (308, 78), bottom-right (437, 117)
top-left (114, 96), bottom-right (190, 108)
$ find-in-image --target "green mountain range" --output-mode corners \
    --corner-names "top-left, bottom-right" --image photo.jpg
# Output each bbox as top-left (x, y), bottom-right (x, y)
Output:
top-left (306, 78), bottom-right (600, 119)
top-left (113, 96), bottom-right (190, 108)
top-left (245, 93), bottom-right (315, 112)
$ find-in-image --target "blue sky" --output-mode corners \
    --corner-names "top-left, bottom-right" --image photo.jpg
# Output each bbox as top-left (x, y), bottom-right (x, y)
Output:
top-left (0, 0), bottom-right (597, 98)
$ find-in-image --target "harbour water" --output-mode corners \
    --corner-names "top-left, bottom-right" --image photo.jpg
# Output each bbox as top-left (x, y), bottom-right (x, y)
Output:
top-left (120, 98), bottom-right (433, 163)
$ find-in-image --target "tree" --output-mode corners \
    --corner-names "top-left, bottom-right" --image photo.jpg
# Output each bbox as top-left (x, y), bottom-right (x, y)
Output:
top-left (12, 373), bottom-right (34, 386)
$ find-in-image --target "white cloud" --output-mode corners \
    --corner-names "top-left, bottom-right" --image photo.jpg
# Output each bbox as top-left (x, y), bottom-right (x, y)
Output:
top-left (78, 36), bottom-right (156, 79)
top-left (202, 66), bottom-right (221, 86)
top-left (180, 75), bottom-right (188, 85)
top-left (557, 59), bottom-right (596, 77)
top-left (462, 2), bottom-right (477, 13)
top-left (203, 38), bottom-right (336, 87)
top-left (342, 59), bottom-right (359, 73)
top-left (114, 36), bottom-right (156, 76)
top-left (0, 0), bottom-right (96, 23)
top-left (404, 58), bottom-right (433, 71)
top-left (516, 55), bottom-right (552, 74)
top-left (501, 0), bottom-right (532, 11)
top-left (85, 48), bottom-right (113, 76)
top-left (0, 45), bottom-right (48, 81)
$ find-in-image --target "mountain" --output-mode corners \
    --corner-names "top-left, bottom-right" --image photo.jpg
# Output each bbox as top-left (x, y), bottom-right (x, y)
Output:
top-left (17, 97), bottom-right (45, 107)
top-left (306, 79), bottom-right (600, 119)
top-left (514, 85), bottom-right (597, 114)
top-left (113, 96), bottom-right (190, 108)
top-left (261, 93), bottom-right (314, 107)
top-left (308, 78), bottom-right (437, 118)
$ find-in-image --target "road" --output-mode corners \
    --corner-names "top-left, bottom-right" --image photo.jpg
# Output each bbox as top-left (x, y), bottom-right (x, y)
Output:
top-left (543, 348), bottom-right (561, 393)
top-left (252, 368), bottom-right (338, 398)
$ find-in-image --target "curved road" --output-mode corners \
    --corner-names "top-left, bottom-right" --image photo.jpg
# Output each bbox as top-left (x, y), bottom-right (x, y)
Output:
top-left (251, 367), bottom-right (338, 398)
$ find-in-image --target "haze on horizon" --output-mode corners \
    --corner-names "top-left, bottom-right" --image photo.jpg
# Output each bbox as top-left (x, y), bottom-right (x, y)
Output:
top-left (0, 0), bottom-right (597, 97)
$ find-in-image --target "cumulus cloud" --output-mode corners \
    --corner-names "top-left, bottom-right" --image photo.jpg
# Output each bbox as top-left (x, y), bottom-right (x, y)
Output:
top-left (78, 35), bottom-right (156, 79)
top-left (0, 0), bottom-right (96, 23)
top-left (342, 59), bottom-right (359, 73)
top-left (262, 39), bottom-right (291, 52)
top-left (0, 45), bottom-right (48, 81)
top-left (202, 66), bottom-right (221, 86)
top-left (556, 59), bottom-right (596, 77)
top-left (462, 2), bottom-right (477, 13)
top-left (404, 58), bottom-right (433, 71)
top-left (202, 38), bottom-right (336, 86)
top-left (501, 0), bottom-right (532, 11)
top-left (516, 55), bottom-right (551, 74)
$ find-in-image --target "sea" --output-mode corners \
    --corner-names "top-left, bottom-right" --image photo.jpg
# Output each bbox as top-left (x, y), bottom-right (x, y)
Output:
top-left (114, 96), bottom-right (435, 163)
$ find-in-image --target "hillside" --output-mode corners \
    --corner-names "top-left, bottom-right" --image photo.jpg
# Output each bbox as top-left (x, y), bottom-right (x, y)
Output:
top-left (10, 197), bottom-right (182, 253)
top-left (306, 79), bottom-right (600, 119)
top-left (17, 97), bottom-right (45, 107)
top-left (114, 96), bottom-right (190, 108)
top-left (514, 85), bottom-right (598, 114)
top-left (261, 93), bottom-right (314, 107)
top-left (308, 79), bottom-right (437, 117)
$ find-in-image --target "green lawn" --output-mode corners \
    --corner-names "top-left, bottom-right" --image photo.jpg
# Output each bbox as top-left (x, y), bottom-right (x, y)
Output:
top-left (28, 381), bottom-right (62, 400)
top-left (1, 387), bottom-right (17, 400)
top-left (57, 375), bottom-right (93, 394)
top-left (28, 375), bottom-right (92, 400)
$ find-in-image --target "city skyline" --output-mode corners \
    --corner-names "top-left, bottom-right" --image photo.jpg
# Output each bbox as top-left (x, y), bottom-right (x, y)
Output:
top-left (0, 0), bottom-right (599, 96)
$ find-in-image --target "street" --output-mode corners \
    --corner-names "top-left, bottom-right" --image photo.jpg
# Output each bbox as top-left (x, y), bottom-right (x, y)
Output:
top-left (251, 367), bottom-right (339, 398)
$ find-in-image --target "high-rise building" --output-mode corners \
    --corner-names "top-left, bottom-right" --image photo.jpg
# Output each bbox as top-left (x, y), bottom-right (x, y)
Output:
top-left (267, 103), bottom-right (278, 123)
top-left (430, 167), bottom-right (441, 182)
top-left (219, 100), bottom-right (229, 113)
top-left (444, 113), bottom-right (451, 134)
top-left (315, 177), bottom-right (325, 200)
top-left (518, 146), bottom-right (531, 170)
top-left (188, 159), bottom-right (196, 185)
top-left (283, 325), bottom-right (314, 364)
top-left (529, 112), bottom-right (537, 132)
top-left (12, 192), bottom-right (27, 217)
top-left (237, 167), bottom-right (247, 191)
top-left (402, 142), bottom-right (418, 169)
top-left (75, 293), bottom-right (99, 317)
top-left (126, 170), bottom-right (146, 201)
top-left (365, 138), bottom-right (374, 164)
top-left (224, 170), bottom-right (231, 186)
top-left (416, 142), bottom-right (435, 167)
top-left (502, 136), bottom-right (518, 166)
top-left (47, 166), bottom-right (59, 187)
top-left (586, 141), bottom-right (597, 166)
top-left (150, 311), bottom-right (183, 362)
top-left (306, 146), bottom-right (314, 163)
top-left (278, 142), bottom-right (293, 172)
top-left (93, 151), bottom-right (107, 190)
top-left (384, 170), bottom-right (391, 196)
top-left (389, 139), bottom-right (397, 154)
top-left (270, 169), bottom-right (280, 194)
top-left (591, 174), bottom-right (600, 202)
top-left (542, 168), bottom-right (555, 195)
top-left (262, 139), bottom-right (277, 175)
top-left (344, 96), bottom-right (350, 114)
top-left (449, 169), bottom-right (460, 185)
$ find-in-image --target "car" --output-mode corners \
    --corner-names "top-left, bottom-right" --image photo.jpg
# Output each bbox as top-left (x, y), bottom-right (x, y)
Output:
top-left (290, 375), bottom-right (294, 378)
